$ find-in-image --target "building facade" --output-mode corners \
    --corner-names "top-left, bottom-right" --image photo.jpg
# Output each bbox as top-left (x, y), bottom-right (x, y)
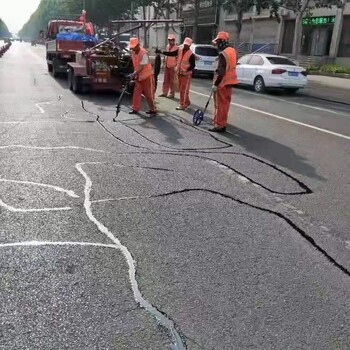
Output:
top-left (278, 3), bottom-right (350, 65)
top-left (134, 1), bottom-right (350, 65)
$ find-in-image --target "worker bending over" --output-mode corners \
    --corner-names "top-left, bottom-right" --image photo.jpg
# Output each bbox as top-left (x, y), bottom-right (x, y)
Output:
top-left (211, 32), bottom-right (238, 132)
top-left (159, 34), bottom-right (178, 98)
top-left (129, 37), bottom-right (157, 116)
top-left (158, 37), bottom-right (195, 110)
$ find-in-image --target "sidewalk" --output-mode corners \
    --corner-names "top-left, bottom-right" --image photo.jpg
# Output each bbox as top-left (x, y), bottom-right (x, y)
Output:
top-left (300, 75), bottom-right (350, 105)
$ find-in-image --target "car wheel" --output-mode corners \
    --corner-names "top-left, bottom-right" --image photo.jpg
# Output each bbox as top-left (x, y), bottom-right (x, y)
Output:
top-left (254, 76), bottom-right (265, 93)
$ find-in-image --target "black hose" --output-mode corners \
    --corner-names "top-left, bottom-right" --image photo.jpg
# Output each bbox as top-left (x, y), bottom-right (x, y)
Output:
top-left (154, 53), bottom-right (162, 90)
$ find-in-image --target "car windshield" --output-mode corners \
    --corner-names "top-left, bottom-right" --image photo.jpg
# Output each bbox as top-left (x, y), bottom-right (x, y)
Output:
top-left (195, 47), bottom-right (218, 56)
top-left (267, 57), bottom-right (296, 66)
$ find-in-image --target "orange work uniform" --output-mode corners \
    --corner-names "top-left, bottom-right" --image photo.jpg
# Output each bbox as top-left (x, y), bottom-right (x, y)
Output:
top-left (131, 47), bottom-right (156, 113)
top-left (213, 47), bottom-right (238, 128)
top-left (162, 44), bottom-right (178, 97)
top-left (177, 48), bottom-right (194, 109)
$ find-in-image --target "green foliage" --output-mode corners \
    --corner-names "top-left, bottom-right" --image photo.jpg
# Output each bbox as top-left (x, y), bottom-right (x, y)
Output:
top-left (19, 0), bottom-right (133, 38)
top-left (319, 65), bottom-right (350, 74)
top-left (307, 64), bottom-right (350, 74)
top-left (0, 18), bottom-right (11, 38)
top-left (274, 0), bottom-right (344, 15)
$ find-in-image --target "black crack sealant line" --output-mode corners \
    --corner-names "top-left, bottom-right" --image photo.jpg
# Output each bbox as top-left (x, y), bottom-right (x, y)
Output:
top-left (79, 103), bottom-right (350, 268)
top-left (79, 100), bottom-right (350, 346)
top-left (148, 151), bottom-right (312, 195)
top-left (118, 120), bottom-right (233, 151)
top-left (76, 162), bottom-right (185, 350)
top-left (128, 188), bottom-right (350, 278)
top-left (82, 100), bottom-right (312, 195)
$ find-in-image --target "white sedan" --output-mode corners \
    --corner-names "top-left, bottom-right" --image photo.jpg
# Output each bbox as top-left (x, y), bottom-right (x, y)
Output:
top-left (236, 53), bottom-right (308, 93)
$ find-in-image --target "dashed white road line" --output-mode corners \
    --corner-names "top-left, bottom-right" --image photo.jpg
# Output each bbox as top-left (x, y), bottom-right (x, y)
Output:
top-left (0, 198), bottom-right (72, 212)
top-left (0, 121), bottom-right (31, 124)
top-left (0, 178), bottom-right (79, 198)
top-left (235, 88), bottom-right (350, 117)
top-left (190, 89), bottom-right (350, 140)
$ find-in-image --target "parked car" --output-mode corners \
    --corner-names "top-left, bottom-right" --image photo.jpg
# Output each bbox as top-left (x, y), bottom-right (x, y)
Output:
top-left (236, 53), bottom-right (308, 93)
top-left (191, 44), bottom-right (218, 77)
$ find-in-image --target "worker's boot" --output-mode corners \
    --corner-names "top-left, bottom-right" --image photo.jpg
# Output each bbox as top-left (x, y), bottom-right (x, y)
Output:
top-left (146, 110), bottom-right (157, 117)
top-left (209, 127), bottom-right (226, 133)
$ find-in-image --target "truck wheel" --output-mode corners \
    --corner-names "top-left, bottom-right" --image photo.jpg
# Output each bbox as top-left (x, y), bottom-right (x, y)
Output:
top-left (68, 68), bottom-right (73, 90)
top-left (52, 63), bottom-right (59, 78)
top-left (47, 63), bottom-right (53, 72)
top-left (72, 75), bottom-right (82, 94)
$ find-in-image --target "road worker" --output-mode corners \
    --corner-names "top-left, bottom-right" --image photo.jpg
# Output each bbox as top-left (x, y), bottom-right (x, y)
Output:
top-left (159, 34), bottom-right (178, 98)
top-left (129, 37), bottom-right (157, 116)
top-left (157, 37), bottom-right (195, 110)
top-left (210, 31), bottom-right (238, 132)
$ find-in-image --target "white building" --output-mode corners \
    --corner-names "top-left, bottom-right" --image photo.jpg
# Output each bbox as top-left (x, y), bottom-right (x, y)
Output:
top-left (133, 0), bottom-right (350, 65)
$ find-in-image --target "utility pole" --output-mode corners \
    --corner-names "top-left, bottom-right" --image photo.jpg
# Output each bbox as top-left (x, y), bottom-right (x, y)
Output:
top-left (249, 5), bottom-right (256, 52)
top-left (130, 1), bottom-right (134, 31)
top-left (165, 0), bottom-right (170, 46)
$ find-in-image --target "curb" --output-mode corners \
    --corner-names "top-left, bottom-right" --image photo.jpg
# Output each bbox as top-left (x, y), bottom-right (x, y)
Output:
top-left (299, 92), bottom-right (350, 106)
top-left (308, 72), bottom-right (350, 80)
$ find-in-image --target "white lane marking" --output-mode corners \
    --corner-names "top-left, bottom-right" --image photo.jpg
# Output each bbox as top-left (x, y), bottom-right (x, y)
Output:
top-left (206, 159), bottom-right (251, 184)
top-left (0, 179), bottom-right (79, 198)
top-left (0, 240), bottom-right (117, 250)
top-left (190, 90), bottom-right (350, 140)
top-left (0, 198), bottom-right (71, 212)
top-left (237, 175), bottom-right (250, 183)
top-left (0, 121), bottom-right (31, 124)
top-left (91, 196), bottom-right (141, 204)
top-left (75, 162), bottom-right (184, 349)
top-left (61, 111), bottom-right (81, 121)
top-left (235, 88), bottom-right (350, 117)
top-left (35, 102), bottom-right (50, 114)
top-left (0, 145), bottom-right (107, 153)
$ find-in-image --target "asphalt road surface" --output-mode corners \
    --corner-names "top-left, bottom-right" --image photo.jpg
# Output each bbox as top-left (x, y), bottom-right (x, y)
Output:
top-left (0, 42), bottom-right (349, 350)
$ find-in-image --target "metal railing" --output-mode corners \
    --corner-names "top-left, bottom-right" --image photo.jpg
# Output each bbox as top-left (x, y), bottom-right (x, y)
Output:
top-left (252, 43), bottom-right (277, 54)
top-left (236, 42), bottom-right (278, 56)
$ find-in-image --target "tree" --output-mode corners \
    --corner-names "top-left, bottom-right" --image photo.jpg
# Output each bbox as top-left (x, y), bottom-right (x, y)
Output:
top-left (0, 18), bottom-right (11, 38)
top-left (221, 0), bottom-right (278, 45)
top-left (19, 0), bottom-right (133, 39)
top-left (270, 0), bottom-right (344, 58)
top-left (133, 0), bottom-right (181, 47)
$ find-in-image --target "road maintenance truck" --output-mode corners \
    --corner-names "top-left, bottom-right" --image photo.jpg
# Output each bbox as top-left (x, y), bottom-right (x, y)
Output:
top-left (46, 18), bottom-right (97, 77)
top-left (66, 19), bottom-right (183, 94)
